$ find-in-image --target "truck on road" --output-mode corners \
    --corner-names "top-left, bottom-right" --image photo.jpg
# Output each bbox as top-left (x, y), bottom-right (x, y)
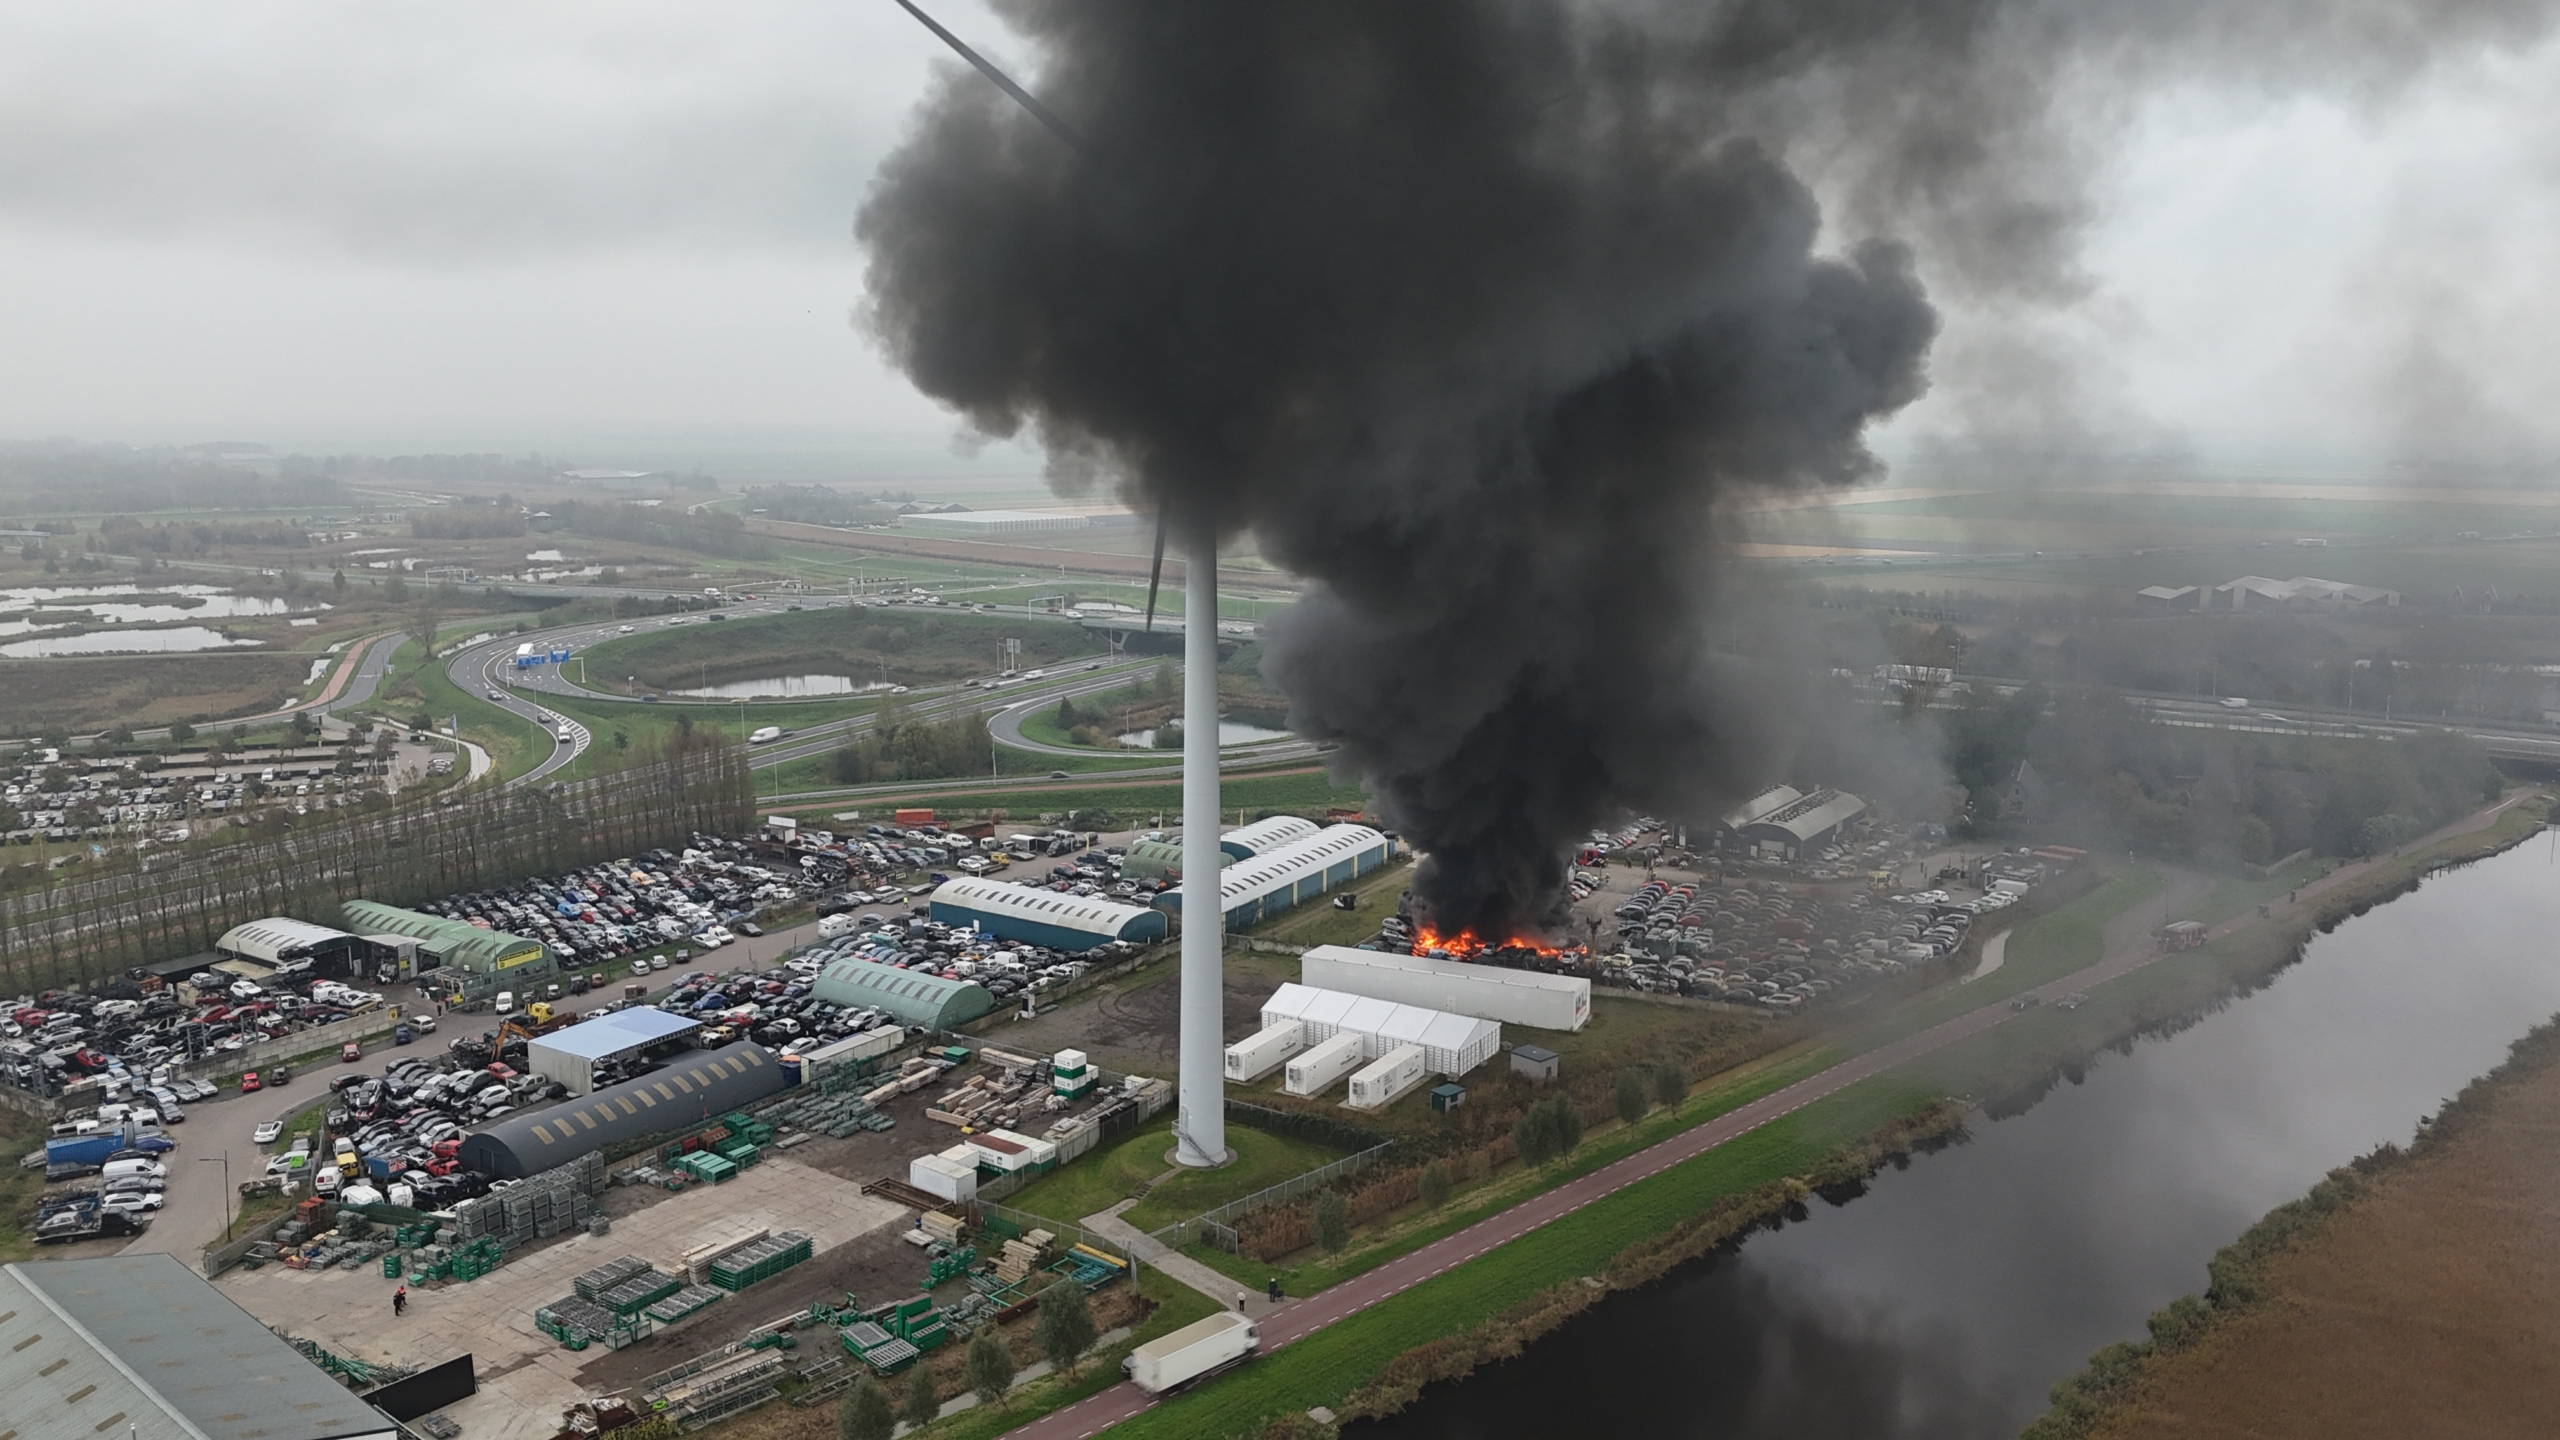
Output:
top-left (1122, 1311), bottom-right (1257, 1396)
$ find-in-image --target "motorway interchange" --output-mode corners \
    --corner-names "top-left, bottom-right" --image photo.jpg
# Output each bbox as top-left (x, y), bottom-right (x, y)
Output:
top-left (442, 595), bottom-right (1321, 791)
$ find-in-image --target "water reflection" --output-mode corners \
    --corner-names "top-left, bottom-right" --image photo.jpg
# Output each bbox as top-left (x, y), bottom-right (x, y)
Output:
top-left (1356, 839), bottom-right (2560, 1440)
top-left (1, 626), bottom-right (262, 657)
top-left (1116, 719), bottom-right (1294, 747)
top-left (671, 673), bottom-right (884, 699)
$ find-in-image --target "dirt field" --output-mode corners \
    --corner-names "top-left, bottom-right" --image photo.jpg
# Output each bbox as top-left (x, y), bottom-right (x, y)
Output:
top-left (2097, 1058), bottom-right (2560, 1440)
top-left (998, 945), bottom-right (1297, 1077)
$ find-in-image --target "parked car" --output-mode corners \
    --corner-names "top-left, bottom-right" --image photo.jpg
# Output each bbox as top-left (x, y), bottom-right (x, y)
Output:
top-left (252, 1120), bottom-right (283, 1145)
top-left (239, 1071), bottom-right (261, 1092)
top-left (340, 1041), bottom-right (363, 1063)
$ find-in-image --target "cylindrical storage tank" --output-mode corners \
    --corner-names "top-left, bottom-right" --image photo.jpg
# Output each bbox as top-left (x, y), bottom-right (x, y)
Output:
top-left (1345, 1044), bottom-right (1428, 1111)
top-left (1283, 1032), bottom-right (1365, 1097)
top-left (1224, 1020), bottom-right (1307, 1082)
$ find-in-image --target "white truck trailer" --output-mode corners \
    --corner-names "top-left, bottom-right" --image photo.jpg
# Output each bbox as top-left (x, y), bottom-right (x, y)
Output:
top-left (1283, 1032), bottom-right (1365, 1097)
top-left (1345, 1043), bottom-right (1428, 1110)
top-left (1224, 1020), bottom-right (1307, 1082)
top-left (1123, 1310), bottom-right (1258, 1395)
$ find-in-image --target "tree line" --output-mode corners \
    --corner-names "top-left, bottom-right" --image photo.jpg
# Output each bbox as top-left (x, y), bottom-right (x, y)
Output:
top-left (0, 732), bottom-right (752, 990)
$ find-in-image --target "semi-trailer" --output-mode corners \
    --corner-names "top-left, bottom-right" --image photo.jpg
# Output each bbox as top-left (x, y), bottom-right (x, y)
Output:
top-left (1345, 1043), bottom-right (1429, 1111)
top-left (1122, 1311), bottom-right (1257, 1395)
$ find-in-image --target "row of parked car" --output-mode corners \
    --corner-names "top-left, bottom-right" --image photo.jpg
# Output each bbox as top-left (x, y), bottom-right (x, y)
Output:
top-left (3, 964), bottom-right (389, 1096)
top-left (803, 913), bottom-right (1124, 1007)
top-left (407, 839), bottom-right (811, 967)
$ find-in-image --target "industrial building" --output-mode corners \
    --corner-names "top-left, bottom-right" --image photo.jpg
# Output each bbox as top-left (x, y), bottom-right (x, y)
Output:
top-left (1718, 786), bottom-right (1869, 860)
top-left (214, 916), bottom-right (377, 977)
top-left (1157, 824), bottom-right (1396, 932)
top-left (459, 1041), bottom-right (786, 1177)
top-left (1220, 814), bottom-right (1319, 859)
top-left (338, 898), bottom-right (551, 996)
top-left (1123, 815), bottom-right (1319, 883)
top-left (1301, 944), bottom-right (1590, 1031)
top-left (809, 955), bottom-right (996, 1030)
top-left (526, 1007), bottom-right (704, 1096)
top-left (0, 1253), bottom-right (403, 1440)
top-left (928, 876), bottom-right (1171, 950)
top-left (1258, 983), bottom-right (1501, 1078)
top-left (1119, 836), bottom-right (1201, 885)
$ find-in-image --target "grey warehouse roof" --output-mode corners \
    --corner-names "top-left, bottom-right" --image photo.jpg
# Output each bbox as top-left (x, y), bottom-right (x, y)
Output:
top-left (215, 916), bottom-right (360, 963)
top-left (529, 1007), bottom-right (701, 1062)
top-left (0, 1253), bottom-right (400, 1440)
top-left (458, 1041), bottom-right (786, 1177)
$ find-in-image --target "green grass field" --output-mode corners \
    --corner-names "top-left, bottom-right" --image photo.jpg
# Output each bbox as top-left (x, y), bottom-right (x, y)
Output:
top-left (771, 765), bottom-right (1366, 825)
top-left (999, 1117), bottom-right (1354, 1232)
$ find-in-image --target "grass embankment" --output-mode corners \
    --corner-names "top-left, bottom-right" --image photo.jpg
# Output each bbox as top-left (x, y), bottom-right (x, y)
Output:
top-left (0, 1109), bottom-right (51, 1261)
top-left (2184, 855), bottom-right (2327, 927)
top-left (2026, 1007), bottom-right (2560, 1440)
top-left (1241, 858), bottom-right (1414, 950)
top-left (1000, 1118), bottom-right (1352, 1233)
top-left (1116, 1079), bottom-right (1958, 1440)
top-left (579, 605), bottom-right (1117, 693)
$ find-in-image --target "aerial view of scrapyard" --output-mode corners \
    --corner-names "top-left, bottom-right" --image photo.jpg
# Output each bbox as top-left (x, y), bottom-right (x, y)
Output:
top-left (2, 4), bottom-right (2559, 1439)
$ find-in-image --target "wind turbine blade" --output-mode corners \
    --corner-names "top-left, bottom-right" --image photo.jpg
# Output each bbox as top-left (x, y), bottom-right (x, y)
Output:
top-left (1144, 514), bottom-right (1168, 632)
top-left (889, 0), bottom-right (1083, 149)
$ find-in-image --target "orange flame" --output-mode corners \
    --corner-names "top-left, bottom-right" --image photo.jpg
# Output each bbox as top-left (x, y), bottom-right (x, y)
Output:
top-left (1408, 925), bottom-right (1570, 960)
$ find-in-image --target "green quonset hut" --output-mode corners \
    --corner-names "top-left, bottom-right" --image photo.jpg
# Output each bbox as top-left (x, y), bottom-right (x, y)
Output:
top-left (338, 898), bottom-right (553, 998)
top-left (810, 956), bottom-right (995, 1030)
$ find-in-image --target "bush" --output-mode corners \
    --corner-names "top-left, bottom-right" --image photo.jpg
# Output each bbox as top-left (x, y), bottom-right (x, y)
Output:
top-left (1311, 1189), bottom-right (1350, 1253)
top-left (898, 1365), bottom-right (940, 1430)
top-left (1418, 1158), bottom-right (1451, 1211)
top-left (1653, 1061), bottom-right (1687, 1108)
top-left (1037, 1280), bottom-right (1097, 1374)
top-left (1512, 1093), bottom-right (1583, 1166)
top-left (965, 1332), bottom-right (1016, 1406)
top-left (1613, 1068), bottom-right (1649, 1126)
top-left (837, 1378), bottom-right (893, 1440)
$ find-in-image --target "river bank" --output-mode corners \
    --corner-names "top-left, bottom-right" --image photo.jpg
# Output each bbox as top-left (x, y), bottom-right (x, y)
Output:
top-left (2030, 1009), bottom-right (2560, 1440)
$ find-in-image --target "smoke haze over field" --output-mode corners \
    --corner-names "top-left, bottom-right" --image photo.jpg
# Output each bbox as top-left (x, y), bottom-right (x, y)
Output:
top-left (856, 0), bottom-right (2560, 935)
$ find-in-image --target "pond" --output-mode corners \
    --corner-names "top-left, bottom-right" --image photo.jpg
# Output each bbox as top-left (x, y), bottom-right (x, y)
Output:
top-left (0, 583), bottom-right (324, 624)
top-left (1117, 718), bottom-right (1295, 748)
top-left (0, 626), bottom-right (264, 657)
top-left (671, 674), bottom-right (889, 699)
top-left (1356, 837), bottom-right (2560, 1440)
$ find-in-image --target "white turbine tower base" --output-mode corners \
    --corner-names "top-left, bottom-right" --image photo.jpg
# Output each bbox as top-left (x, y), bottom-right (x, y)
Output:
top-left (1174, 539), bottom-right (1230, 1168)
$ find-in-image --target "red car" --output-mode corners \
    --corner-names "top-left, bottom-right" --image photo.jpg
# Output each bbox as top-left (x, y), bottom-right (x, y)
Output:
top-left (340, 1041), bottom-right (363, 1063)
top-left (240, 1071), bottom-right (262, 1092)
top-left (486, 1062), bottom-right (518, 1082)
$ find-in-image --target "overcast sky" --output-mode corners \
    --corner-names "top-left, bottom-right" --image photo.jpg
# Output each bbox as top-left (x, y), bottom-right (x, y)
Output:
top-left (3, 1), bottom-right (2557, 477)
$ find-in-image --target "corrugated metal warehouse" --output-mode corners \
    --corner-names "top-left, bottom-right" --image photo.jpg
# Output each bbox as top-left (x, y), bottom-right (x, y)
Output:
top-left (215, 916), bottom-right (374, 972)
top-left (0, 1254), bottom-right (403, 1440)
top-left (527, 1008), bottom-right (704, 1096)
top-left (1157, 824), bottom-right (1396, 932)
top-left (809, 955), bottom-right (996, 1029)
top-left (928, 876), bottom-right (1171, 949)
top-left (1259, 983), bottom-right (1500, 1077)
top-left (338, 898), bottom-right (552, 991)
top-left (1219, 814), bottom-right (1319, 859)
top-left (459, 1041), bottom-right (786, 1177)
top-left (1118, 836), bottom-right (1200, 884)
top-left (1301, 944), bottom-right (1591, 1031)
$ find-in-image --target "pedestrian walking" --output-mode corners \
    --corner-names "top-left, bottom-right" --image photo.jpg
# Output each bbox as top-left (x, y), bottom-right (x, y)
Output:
top-left (393, 1286), bottom-right (407, 1317)
top-left (1235, 1289), bottom-right (1248, 1313)
top-left (1266, 1277), bottom-right (1282, 1303)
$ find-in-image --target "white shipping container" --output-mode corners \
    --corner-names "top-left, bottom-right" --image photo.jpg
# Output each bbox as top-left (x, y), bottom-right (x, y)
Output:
top-left (1302, 945), bottom-right (1591, 1032)
top-left (1283, 1032), bottom-right (1365, 1097)
top-left (908, 1154), bottom-right (978, 1202)
top-left (1224, 1020), bottom-right (1307, 1082)
top-left (1345, 1044), bottom-right (1428, 1110)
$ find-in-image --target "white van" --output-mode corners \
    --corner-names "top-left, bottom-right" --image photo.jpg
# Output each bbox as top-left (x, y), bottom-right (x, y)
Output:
top-left (103, 1158), bottom-right (166, 1181)
top-left (495, 991), bottom-right (515, 1015)
top-left (818, 914), bottom-right (855, 939)
top-left (748, 727), bottom-right (783, 745)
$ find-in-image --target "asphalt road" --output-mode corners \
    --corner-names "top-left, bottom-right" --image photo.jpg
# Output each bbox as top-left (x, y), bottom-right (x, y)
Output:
top-left (990, 792), bottom-right (2537, 1440)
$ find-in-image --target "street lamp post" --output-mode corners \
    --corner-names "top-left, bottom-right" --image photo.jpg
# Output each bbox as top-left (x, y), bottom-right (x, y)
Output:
top-left (198, 1152), bottom-right (233, 1243)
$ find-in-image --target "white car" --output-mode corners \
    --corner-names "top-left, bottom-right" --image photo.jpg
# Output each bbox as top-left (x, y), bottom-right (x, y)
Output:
top-left (99, 1190), bottom-right (165, 1214)
top-left (252, 1120), bottom-right (283, 1145)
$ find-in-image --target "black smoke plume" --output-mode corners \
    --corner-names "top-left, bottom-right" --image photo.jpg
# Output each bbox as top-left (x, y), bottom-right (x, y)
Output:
top-left (855, 1), bottom-right (2546, 937)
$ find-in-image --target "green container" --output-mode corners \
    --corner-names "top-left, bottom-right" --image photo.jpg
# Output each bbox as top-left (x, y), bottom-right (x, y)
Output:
top-left (382, 1253), bottom-right (403, 1279)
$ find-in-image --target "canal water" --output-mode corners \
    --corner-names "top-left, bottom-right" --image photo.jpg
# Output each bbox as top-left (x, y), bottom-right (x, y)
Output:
top-left (1354, 835), bottom-right (2560, 1440)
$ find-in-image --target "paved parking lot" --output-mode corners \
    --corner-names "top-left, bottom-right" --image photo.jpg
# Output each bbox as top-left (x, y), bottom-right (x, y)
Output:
top-left (217, 1155), bottom-right (907, 1440)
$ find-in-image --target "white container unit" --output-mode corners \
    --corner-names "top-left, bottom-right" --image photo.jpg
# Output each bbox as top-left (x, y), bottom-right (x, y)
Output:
top-left (1300, 944), bottom-right (1592, 1032)
top-left (1283, 1032), bottom-right (1366, 1097)
top-left (1224, 1020), bottom-right (1307, 1082)
top-left (1345, 1044), bottom-right (1428, 1110)
top-left (908, 1152), bottom-right (979, 1202)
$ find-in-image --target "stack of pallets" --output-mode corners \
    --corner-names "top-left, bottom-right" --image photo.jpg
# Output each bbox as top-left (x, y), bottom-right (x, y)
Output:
top-left (992, 1229), bottom-right (1054, 1285)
